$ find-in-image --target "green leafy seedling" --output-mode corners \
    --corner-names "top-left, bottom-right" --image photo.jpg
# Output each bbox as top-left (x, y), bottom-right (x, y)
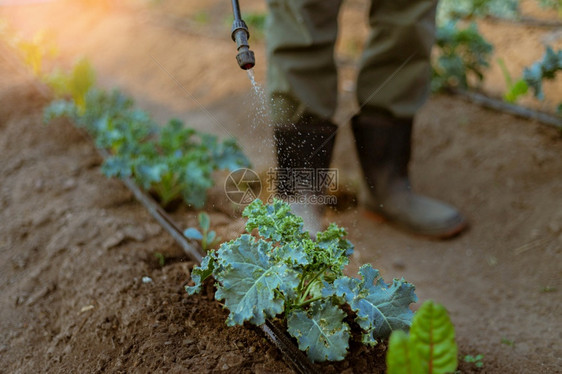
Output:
top-left (501, 337), bottom-right (515, 347)
top-left (187, 199), bottom-right (417, 362)
top-left (386, 300), bottom-right (458, 374)
top-left (464, 354), bottom-right (484, 368)
top-left (154, 252), bottom-right (166, 267)
top-left (45, 58), bottom-right (96, 113)
top-left (183, 212), bottom-right (221, 251)
top-left (16, 30), bottom-right (58, 76)
top-left (498, 57), bottom-right (528, 103)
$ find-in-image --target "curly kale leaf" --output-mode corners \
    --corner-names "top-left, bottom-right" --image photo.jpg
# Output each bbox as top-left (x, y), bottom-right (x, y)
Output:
top-left (43, 99), bottom-right (77, 123)
top-left (287, 300), bottom-right (350, 362)
top-left (324, 264), bottom-right (417, 346)
top-left (523, 46), bottom-right (562, 100)
top-left (243, 198), bottom-right (308, 242)
top-left (312, 223), bottom-right (354, 275)
top-left (214, 234), bottom-right (300, 326)
top-left (186, 254), bottom-right (216, 295)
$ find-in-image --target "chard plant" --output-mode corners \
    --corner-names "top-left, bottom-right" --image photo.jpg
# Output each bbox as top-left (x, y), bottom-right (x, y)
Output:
top-left (187, 199), bottom-right (417, 362)
top-left (386, 300), bottom-right (458, 374)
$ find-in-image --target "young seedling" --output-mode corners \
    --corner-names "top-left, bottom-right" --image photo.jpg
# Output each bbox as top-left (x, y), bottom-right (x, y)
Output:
top-left (154, 252), bottom-right (166, 267)
top-left (183, 212), bottom-right (221, 251)
top-left (464, 354), bottom-right (484, 368)
top-left (501, 337), bottom-right (515, 347)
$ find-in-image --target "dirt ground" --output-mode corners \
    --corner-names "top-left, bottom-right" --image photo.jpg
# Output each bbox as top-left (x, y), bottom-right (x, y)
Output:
top-left (1, 0), bottom-right (561, 373)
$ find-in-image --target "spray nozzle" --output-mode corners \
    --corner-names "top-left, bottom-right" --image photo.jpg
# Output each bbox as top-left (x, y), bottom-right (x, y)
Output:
top-left (231, 1), bottom-right (255, 70)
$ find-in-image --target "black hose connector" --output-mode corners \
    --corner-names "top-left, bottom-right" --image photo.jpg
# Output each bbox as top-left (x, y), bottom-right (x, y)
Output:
top-left (231, 19), bottom-right (255, 70)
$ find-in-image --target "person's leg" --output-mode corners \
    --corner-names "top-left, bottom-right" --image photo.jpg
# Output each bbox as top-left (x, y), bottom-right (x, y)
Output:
top-left (266, 0), bottom-right (343, 123)
top-left (266, 0), bottom-right (342, 237)
top-left (353, 0), bottom-right (466, 238)
top-left (357, 0), bottom-right (436, 118)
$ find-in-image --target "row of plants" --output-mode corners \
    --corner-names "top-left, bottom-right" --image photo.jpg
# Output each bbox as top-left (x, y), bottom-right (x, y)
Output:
top-left (1, 20), bottom-right (250, 209)
top-left (434, 0), bottom-right (562, 116)
top-left (43, 60), bottom-right (250, 208)
top-left (2, 22), bottom-right (465, 372)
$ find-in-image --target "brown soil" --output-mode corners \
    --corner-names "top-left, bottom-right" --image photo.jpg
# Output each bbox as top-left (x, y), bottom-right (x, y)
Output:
top-left (1, 0), bottom-right (561, 373)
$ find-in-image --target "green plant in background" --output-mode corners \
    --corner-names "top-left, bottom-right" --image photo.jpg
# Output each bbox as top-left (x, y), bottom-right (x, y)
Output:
top-left (432, 21), bottom-right (494, 91)
top-left (501, 337), bottom-right (515, 347)
top-left (499, 46), bottom-right (562, 112)
top-left (243, 12), bottom-right (266, 39)
top-left (194, 10), bottom-right (209, 25)
top-left (437, 0), bottom-right (520, 23)
top-left (522, 46), bottom-right (562, 100)
top-left (154, 252), bottom-right (166, 267)
top-left (464, 354), bottom-right (484, 368)
top-left (187, 199), bottom-right (417, 362)
top-left (537, 0), bottom-right (562, 18)
top-left (497, 57), bottom-right (528, 103)
top-left (224, 12), bottom-right (266, 40)
top-left (43, 62), bottom-right (250, 209)
top-left (183, 212), bottom-right (221, 251)
top-left (386, 300), bottom-right (458, 374)
top-left (15, 30), bottom-right (58, 76)
top-left (45, 58), bottom-right (96, 113)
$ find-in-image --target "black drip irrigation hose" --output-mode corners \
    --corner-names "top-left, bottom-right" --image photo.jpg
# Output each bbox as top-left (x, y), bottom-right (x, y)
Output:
top-left (484, 15), bottom-right (562, 29)
top-left (450, 89), bottom-right (562, 130)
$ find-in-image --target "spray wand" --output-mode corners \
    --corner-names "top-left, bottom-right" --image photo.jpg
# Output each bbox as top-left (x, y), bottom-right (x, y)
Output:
top-left (230, 0), bottom-right (255, 70)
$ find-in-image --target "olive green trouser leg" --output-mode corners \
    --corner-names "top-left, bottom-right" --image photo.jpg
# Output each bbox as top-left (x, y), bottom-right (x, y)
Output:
top-left (266, 0), bottom-right (343, 124)
top-left (357, 0), bottom-right (437, 119)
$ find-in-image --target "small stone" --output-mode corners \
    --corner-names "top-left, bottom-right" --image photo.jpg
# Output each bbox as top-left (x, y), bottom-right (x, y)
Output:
top-left (102, 232), bottom-right (125, 250)
top-left (144, 223), bottom-right (162, 237)
top-left (123, 226), bottom-right (146, 242)
top-left (392, 260), bottom-right (406, 271)
top-left (63, 179), bottom-right (77, 191)
top-left (34, 179), bottom-right (44, 191)
top-left (248, 346), bottom-right (256, 354)
top-left (168, 324), bottom-right (179, 334)
top-left (142, 276), bottom-right (153, 284)
top-left (548, 221), bottom-right (561, 234)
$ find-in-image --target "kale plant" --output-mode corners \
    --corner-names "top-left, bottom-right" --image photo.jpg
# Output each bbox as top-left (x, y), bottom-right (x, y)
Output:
top-left (187, 199), bottom-right (417, 362)
top-left (522, 46), bottom-right (562, 100)
top-left (432, 21), bottom-right (494, 91)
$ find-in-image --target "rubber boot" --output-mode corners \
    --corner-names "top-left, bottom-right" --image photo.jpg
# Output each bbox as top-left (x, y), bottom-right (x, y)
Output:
top-left (352, 114), bottom-right (466, 239)
top-left (274, 116), bottom-right (337, 237)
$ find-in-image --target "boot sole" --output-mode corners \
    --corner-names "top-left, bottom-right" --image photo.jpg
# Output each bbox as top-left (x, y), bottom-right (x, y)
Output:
top-left (362, 209), bottom-right (468, 240)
